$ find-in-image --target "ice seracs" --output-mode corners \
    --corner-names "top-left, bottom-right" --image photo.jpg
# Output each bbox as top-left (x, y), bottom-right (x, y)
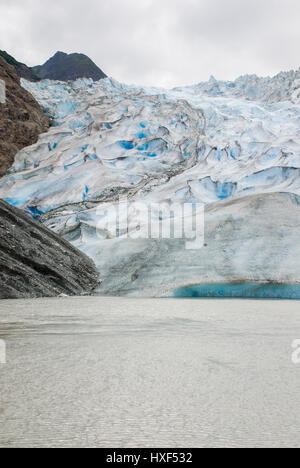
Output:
top-left (1, 70), bottom-right (300, 297)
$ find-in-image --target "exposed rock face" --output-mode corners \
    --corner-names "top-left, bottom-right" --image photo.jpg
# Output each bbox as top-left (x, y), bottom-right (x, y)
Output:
top-left (0, 50), bottom-right (40, 82)
top-left (32, 51), bottom-right (107, 82)
top-left (0, 56), bottom-right (49, 177)
top-left (0, 200), bottom-right (99, 299)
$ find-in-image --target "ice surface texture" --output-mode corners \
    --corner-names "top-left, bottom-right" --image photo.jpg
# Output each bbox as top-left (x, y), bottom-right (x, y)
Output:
top-left (1, 71), bottom-right (300, 297)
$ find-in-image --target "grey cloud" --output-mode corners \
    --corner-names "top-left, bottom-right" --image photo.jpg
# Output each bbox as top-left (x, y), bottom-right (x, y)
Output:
top-left (0, 0), bottom-right (299, 87)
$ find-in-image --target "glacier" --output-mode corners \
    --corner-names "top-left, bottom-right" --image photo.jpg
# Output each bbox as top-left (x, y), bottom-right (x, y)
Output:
top-left (1, 70), bottom-right (300, 297)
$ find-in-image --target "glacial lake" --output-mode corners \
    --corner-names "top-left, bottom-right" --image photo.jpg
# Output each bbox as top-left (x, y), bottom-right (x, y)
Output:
top-left (0, 296), bottom-right (300, 448)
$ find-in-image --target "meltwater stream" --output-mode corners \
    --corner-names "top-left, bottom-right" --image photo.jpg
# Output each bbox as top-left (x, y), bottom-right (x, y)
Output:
top-left (0, 296), bottom-right (300, 448)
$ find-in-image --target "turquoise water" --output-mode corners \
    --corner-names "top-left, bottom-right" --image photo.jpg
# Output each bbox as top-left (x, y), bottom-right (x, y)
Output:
top-left (173, 282), bottom-right (300, 299)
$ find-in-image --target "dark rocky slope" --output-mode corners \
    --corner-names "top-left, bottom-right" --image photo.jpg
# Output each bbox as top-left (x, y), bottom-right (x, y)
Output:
top-left (0, 200), bottom-right (99, 299)
top-left (0, 50), bottom-right (40, 82)
top-left (32, 51), bottom-right (107, 81)
top-left (0, 56), bottom-right (49, 177)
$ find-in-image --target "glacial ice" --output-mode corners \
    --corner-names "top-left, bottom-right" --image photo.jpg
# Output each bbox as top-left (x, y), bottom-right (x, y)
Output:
top-left (1, 70), bottom-right (300, 297)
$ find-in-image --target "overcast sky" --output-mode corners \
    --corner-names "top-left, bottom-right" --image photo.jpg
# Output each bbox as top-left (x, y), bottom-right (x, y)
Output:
top-left (0, 0), bottom-right (299, 88)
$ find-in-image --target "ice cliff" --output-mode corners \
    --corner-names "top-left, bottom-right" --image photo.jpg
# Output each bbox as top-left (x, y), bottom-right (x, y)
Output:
top-left (1, 69), bottom-right (300, 297)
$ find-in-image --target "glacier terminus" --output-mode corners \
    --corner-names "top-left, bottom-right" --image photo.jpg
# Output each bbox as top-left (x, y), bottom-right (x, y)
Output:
top-left (1, 70), bottom-right (300, 297)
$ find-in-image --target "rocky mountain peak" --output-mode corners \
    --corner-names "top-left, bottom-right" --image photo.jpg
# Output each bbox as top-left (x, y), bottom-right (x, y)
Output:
top-left (32, 51), bottom-right (107, 82)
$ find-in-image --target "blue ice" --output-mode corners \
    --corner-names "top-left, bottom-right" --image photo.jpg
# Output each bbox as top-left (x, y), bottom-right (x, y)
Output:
top-left (4, 197), bottom-right (27, 207)
top-left (137, 143), bottom-right (149, 151)
top-left (119, 141), bottom-right (136, 150)
top-left (48, 142), bottom-right (58, 152)
top-left (85, 154), bottom-right (99, 161)
top-left (64, 160), bottom-right (83, 171)
top-left (56, 101), bottom-right (78, 119)
top-left (230, 149), bottom-right (237, 159)
top-left (216, 182), bottom-right (236, 199)
top-left (82, 185), bottom-right (89, 201)
top-left (137, 132), bottom-right (147, 139)
top-left (27, 206), bottom-right (44, 220)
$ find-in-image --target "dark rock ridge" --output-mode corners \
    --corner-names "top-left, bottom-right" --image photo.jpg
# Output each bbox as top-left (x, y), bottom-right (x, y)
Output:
top-left (32, 51), bottom-right (107, 82)
top-left (0, 200), bottom-right (99, 299)
top-left (0, 55), bottom-right (49, 177)
top-left (0, 50), bottom-right (40, 82)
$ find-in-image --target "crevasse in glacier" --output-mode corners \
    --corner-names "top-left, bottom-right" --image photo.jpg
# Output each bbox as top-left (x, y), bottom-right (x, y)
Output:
top-left (1, 70), bottom-right (300, 297)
